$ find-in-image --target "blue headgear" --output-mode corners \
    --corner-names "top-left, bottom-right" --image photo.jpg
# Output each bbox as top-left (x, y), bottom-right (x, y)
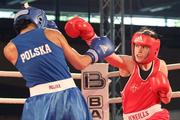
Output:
top-left (14, 7), bottom-right (48, 28)
top-left (46, 20), bottom-right (58, 29)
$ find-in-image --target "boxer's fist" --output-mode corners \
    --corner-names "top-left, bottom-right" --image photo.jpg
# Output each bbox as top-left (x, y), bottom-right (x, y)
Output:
top-left (150, 71), bottom-right (171, 104)
top-left (85, 36), bottom-right (114, 63)
top-left (65, 16), bottom-right (96, 45)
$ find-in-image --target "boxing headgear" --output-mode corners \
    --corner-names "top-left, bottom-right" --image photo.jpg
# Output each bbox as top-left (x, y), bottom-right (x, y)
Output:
top-left (131, 32), bottom-right (160, 64)
top-left (46, 20), bottom-right (58, 29)
top-left (14, 7), bottom-right (48, 29)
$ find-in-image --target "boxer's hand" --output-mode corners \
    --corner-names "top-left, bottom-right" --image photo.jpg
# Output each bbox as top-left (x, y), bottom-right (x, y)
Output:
top-left (150, 71), bottom-right (172, 104)
top-left (85, 36), bottom-right (114, 63)
top-left (65, 16), bottom-right (96, 45)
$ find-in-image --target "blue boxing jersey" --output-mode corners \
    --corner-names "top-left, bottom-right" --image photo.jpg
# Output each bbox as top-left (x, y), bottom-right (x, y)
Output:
top-left (11, 28), bottom-right (71, 87)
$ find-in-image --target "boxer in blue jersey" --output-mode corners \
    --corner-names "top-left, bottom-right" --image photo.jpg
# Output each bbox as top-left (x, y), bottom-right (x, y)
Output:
top-left (3, 6), bottom-right (114, 120)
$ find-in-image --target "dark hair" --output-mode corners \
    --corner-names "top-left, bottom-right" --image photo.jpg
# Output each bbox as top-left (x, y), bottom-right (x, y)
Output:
top-left (138, 27), bottom-right (159, 39)
top-left (14, 19), bottom-right (33, 34)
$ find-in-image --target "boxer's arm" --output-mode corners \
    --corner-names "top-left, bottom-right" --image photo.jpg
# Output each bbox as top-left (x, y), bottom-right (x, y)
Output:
top-left (150, 59), bottom-right (172, 104)
top-left (159, 60), bottom-right (168, 76)
top-left (65, 17), bottom-right (132, 72)
top-left (4, 42), bottom-right (18, 65)
top-left (45, 29), bottom-right (114, 69)
top-left (105, 54), bottom-right (130, 68)
top-left (105, 54), bottom-right (133, 76)
top-left (45, 29), bottom-right (92, 70)
top-left (159, 60), bottom-right (172, 104)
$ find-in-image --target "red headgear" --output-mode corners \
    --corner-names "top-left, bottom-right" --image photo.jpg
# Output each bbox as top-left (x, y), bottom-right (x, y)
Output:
top-left (131, 32), bottom-right (160, 64)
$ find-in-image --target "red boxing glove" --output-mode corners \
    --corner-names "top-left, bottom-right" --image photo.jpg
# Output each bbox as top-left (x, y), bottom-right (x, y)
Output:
top-left (64, 16), bottom-right (96, 45)
top-left (150, 71), bottom-right (172, 104)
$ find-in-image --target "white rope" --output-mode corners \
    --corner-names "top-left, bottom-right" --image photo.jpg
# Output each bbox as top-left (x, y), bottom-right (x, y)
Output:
top-left (167, 63), bottom-right (180, 71)
top-left (0, 63), bottom-right (179, 104)
top-left (0, 63), bottom-right (180, 79)
top-left (0, 98), bottom-right (25, 104)
top-left (0, 91), bottom-right (179, 104)
top-left (109, 91), bottom-right (180, 104)
top-left (108, 63), bottom-right (180, 78)
top-left (0, 71), bottom-right (22, 77)
top-left (0, 71), bottom-right (81, 79)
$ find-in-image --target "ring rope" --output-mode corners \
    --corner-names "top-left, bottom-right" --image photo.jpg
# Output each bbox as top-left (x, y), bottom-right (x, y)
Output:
top-left (0, 71), bottom-right (81, 79)
top-left (109, 91), bottom-right (180, 104)
top-left (0, 98), bottom-right (25, 104)
top-left (0, 63), bottom-right (179, 104)
top-left (0, 91), bottom-right (180, 104)
top-left (0, 63), bottom-right (180, 78)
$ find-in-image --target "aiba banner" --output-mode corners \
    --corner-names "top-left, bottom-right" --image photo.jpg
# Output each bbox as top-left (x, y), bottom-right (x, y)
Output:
top-left (81, 63), bottom-right (110, 120)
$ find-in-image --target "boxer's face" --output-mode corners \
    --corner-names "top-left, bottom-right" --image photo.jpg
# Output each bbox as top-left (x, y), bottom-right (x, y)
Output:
top-left (134, 43), bottom-right (149, 63)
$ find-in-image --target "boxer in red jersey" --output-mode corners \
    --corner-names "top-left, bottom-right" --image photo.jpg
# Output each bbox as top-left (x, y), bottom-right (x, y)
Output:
top-left (64, 17), bottom-right (172, 120)
top-left (105, 27), bottom-right (172, 120)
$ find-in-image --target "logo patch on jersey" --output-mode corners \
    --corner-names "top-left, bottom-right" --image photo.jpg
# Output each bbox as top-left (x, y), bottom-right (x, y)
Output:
top-left (20, 44), bottom-right (52, 63)
top-left (130, 84), bottom-right (138, 93)
top-left (134, 36), bottom-right (143, 43)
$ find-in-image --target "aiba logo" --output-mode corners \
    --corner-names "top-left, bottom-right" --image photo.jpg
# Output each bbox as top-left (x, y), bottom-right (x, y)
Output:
top-left (83, 71), bottom-right (106, 90)
top-left (88, 96), bottom-right (103, 120)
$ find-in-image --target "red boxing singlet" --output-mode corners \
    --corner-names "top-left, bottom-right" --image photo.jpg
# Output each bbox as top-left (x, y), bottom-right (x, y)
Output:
top-left (121, 59), bottom-right (161, 113)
